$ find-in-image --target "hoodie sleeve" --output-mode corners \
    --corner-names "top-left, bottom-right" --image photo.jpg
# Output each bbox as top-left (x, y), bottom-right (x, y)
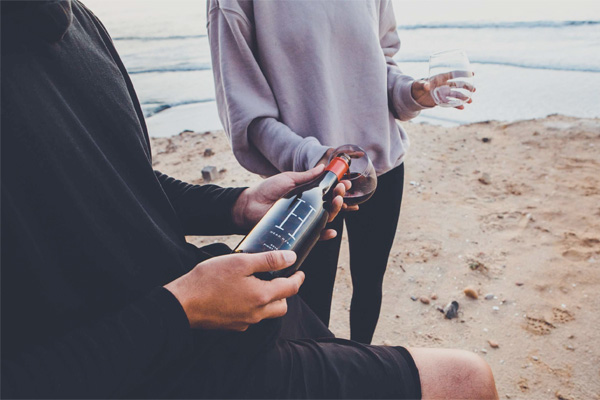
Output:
top-left (206, 0), bottom-right (330, 175)
top-left (1, 288), bottom-right (193, 399)
top-left (378, 0), bottom-right (430, 121)
top-left (155, 171), bottom-right (247, 235)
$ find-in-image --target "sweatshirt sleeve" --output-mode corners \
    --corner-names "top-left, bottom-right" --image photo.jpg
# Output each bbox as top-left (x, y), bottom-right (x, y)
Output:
top-left (1, 288), bottom-right (193, 399)
top-left (155, 171), bottom-right (247, 235)
top-left (207, 1), bottom-right (330, 175)
top-left (379, 0), bottom-right (429, 121)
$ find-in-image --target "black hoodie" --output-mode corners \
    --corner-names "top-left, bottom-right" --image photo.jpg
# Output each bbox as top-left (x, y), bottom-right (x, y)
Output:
top-left (1, 1), bottom-right (245, 397)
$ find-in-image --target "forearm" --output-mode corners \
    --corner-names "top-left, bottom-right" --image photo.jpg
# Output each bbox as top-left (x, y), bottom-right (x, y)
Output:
top-left (155, 171), bottom-right (247, 235)
top-left (387, 69), bottom-right (426, 121)
top-left (248, 117), bottom-right (330, 172)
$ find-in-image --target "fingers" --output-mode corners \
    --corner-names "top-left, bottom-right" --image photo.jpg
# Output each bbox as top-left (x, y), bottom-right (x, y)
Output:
top-left (327, 194), bottom-right (344, 222)
top-left (333, 182), bottom-right (347, 198)
top-left (242, 250), bottom-right (297, 274)
top-left (319, 228), bottom-right (338, 241)
top-left (343, 204), bottom-right (360, 212)
top-left (265, 271), bottom-right (305, 302)
top-left (284, 164), bottom-right (325, 186)
top-left (260, 299), bottom-right (289, 319)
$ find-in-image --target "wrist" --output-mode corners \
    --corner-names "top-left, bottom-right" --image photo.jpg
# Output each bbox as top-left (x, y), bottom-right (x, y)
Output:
top-left (232, 188), bottom-right (251, 229)
top-left (163, 279), bottom-right (192, 325)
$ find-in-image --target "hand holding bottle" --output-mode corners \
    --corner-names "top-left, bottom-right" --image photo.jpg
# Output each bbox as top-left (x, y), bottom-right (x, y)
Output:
top-left (232, 165), bottom-right (349, 241)
top-left (234, 154), bottom-right (352, 280)
top-left (164, 250), bottom-right (303, 331)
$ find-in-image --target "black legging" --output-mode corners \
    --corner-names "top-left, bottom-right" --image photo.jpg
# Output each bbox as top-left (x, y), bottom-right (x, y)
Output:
top-left (298, 164), bottom-right (405, 344)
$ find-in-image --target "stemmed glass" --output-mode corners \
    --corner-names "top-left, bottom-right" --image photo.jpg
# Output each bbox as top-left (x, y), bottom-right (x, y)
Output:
top-left (329, 144), bottom-right (377, 206)
top-left (428, 49), bottom-right (475, 107)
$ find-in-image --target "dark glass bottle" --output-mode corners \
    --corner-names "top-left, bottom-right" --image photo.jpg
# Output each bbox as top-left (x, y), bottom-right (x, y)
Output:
top-left (233, 154), bottom-right (351, 280)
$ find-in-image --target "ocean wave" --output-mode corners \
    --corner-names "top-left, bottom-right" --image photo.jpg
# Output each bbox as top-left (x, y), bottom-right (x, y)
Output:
top-left (143, 99), bottom-right (215, 117)
top-left (399, 58), bottom-right (600, 73)
top-left (128, 65), bottom-right (212, 74)
top-left (112, 21), bottom-right (599, 42)
top-left (399, 20), bottom-right (600, 30)
top-left (130, 60), bottom-right (600, 75)
top-left (113, 34), bottom-right (207, 41)
top-left (127, 59), bottom-right (599, 75)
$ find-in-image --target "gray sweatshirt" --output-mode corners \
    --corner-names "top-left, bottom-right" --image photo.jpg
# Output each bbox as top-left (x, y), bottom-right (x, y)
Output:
top-left (207, 0), bottom-right (427, 177)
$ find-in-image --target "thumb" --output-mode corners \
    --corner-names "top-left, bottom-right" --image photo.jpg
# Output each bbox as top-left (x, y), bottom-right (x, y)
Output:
top-left (414, 79), bottom-right (429, 92)
top-left (246, 250), bottom-right (297, 273)
top-left (285, 164), bottom-right (325, 186)
top-left (423, 80), bottom-right (431, 91)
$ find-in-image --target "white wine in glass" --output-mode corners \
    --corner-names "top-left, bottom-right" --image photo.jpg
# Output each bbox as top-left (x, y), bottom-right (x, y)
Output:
top-left (428, 49), bottom-right (475, 108)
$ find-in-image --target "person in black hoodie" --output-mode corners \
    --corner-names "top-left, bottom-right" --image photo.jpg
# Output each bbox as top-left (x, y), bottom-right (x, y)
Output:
top-left (0, 1), bottom-right (498, 399)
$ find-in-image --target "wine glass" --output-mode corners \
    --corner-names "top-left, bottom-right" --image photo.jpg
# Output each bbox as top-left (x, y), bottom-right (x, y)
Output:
top-left (330, 144), bottom-right (377, 206)
top-left (428, 49), bottom-right (475, 108)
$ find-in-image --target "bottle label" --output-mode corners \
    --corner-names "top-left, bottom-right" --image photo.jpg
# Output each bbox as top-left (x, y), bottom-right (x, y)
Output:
top-left (243, 196), bottom-right (319, 253)
top-left (274, 198), bottom-right (317, 241)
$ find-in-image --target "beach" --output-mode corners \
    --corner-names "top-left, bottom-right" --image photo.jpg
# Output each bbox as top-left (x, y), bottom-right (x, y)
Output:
top-left (151, 115), bottom-right (600, 399)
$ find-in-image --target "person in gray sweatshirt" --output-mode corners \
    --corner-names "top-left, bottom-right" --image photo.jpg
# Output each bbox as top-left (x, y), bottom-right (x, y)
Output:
top-left (207, 0), bottom-right (472, 344)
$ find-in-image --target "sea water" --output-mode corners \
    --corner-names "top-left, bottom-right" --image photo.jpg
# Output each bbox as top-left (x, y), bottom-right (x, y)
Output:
top-left (84, 0), bottom-right (600, 137)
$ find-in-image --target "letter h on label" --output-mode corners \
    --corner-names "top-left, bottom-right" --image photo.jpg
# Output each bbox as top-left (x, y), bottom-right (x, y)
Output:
top-left (275, 199), bottom-right (317, 241)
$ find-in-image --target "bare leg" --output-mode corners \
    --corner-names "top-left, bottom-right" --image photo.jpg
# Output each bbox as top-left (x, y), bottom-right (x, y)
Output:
top-left (408, 348), bottom-right (499, 400)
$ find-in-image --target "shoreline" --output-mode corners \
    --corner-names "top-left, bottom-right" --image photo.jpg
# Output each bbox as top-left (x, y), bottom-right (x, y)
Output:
top-left (151, 115), bottom-right (600, 399)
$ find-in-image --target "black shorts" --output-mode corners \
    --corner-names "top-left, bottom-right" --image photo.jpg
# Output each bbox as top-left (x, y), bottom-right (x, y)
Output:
top-left (134, 295), bottom-right (421, 399)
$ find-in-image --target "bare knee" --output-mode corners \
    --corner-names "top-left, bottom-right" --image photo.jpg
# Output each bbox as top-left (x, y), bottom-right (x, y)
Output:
top-left (409, 348), bottom-right (498, 400)
top-left (453, 350), bottom-right (498, 400)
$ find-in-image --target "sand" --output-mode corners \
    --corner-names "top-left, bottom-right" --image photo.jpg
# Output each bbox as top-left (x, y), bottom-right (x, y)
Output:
top-left (151, 115), bottom-right (600, 400)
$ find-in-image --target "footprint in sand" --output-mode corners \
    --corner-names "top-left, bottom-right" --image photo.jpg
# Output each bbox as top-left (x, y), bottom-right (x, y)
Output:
top-left (517, 377), bottom-right (530, 393)
top-left (525, 316), bottom-right (556, 335)
top-left (524, 308), bottom-right (575, 335)
top-left (552, 308), bottom-right (575, 324)
top-left (561, 233), bottom-right (600, 262)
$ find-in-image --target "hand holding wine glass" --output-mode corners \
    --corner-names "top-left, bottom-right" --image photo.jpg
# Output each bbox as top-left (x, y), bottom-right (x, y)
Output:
top-left (329, 144), bottom-right (377, 207)
top-left (427, 49), bottom-right (475, 108)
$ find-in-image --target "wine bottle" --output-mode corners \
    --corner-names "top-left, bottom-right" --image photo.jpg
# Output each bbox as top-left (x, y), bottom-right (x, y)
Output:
top-left (233, 153), bottom-right (351, 280)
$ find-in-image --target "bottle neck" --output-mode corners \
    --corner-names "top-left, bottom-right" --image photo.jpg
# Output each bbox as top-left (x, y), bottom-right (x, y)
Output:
top-left (319, 155), bottom-right (350, 196)
top-left (318, 170), bottom-right (341, 196)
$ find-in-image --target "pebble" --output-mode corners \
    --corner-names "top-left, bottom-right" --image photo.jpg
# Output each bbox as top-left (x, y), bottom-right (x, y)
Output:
top-left (201, 166), bottom-right (218, 182)
top-left (488, 340), bottom-right (499, 348)
top-left (484, 293), bottom-right (495, 300)
top-left (464, 287), bottom-right (478, 299)
top-left (419, 296), bottom-right (430, 305)
top-left (443, 301), bottom-right (459, 319)
top-left (203, 148), bottom-right (215, 157)
top-left (478, 173), bottom-right (491, 185)
top-left (566, 345), bottom-right (575, 351)
top-left (430, 293), bottom-right (438, 300)
top-left (492, 306), bottom-right (500, 311)
top-left (410, 296), bottom-right (418, 301)
top-left (515, 282), bottom-right (524, 286)
top-left (482, 137), bottom-right (491, 143)
top-left (481, 349), bottom-right (488, 354)
top-left (532, 356), bottom-right (539, 361)
top-left (383, 340), bottom-right (392, 346)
